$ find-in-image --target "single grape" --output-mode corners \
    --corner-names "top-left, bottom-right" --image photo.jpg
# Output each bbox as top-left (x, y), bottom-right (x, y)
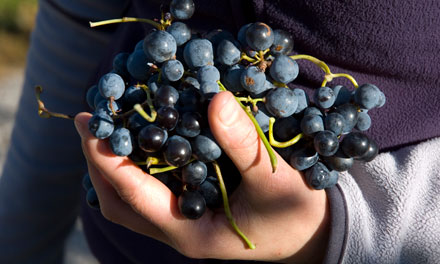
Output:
top-left (93, 89), bottom-right (106, 109)
top-left (355, 111), bottom-right (371, 131)
top-left (86, 187), bottom-right (100, 210)
top-left (324, 112), bottom-right (345, 136)
top-left (270, 29), bottom-right (294, 55)
top-left (86, 85), bottom-right (98, 110)
top-left (166, 21), bottom-right (191, 46)
top-left (164, 135), bottom-right (192, 167)
top-left (127, 113), bottom-right (149, 134)
top-left (175, 87), bottom-right (202, 113)
top-left (112, 52), bottom-right (130, 78)
top-left (162, 59), bottom-right (184, 82)
top-left (324, 170), bottom-right (339, 189)
top-left (180, 76), bottom-right (200, 90)
top-left (273, 116), bottom-right (300, 141)
top-left (354, 83), bottom-right (382, 110)
top-left (178, 189), bottom-right (206, 219)
top-left (237, 23), bottom-right (252, 47)
top-left (191, 134), bottom-right (221, 162)
top-left (98, 73), bottom-right (125, 100)
top-left (223, 64), bottom-right (245, 92)
top-left (332, 85), bottom-right (352, 106)
top-left (127, 49), bottom-right (152, 81)
top-left (200, 81), bottom-right (219, 98)
top-left (240, 66), bottom-right (267, 94)
top-left (334, 103), bottom-right (359, 133)
top-left (314, 130), bottom-right (339, 157)
top-left (95, 100), bottom-right (120, 116)
top-left (206, 29), bottom-right (236, 51)
top-left (138, 125), bottom-right (168, 153)
top-left (290, 147), bottom-right (319, 171)
top-left (109, 127), bottom-right (133, 156)
top-left (182, 160), bottom-right (207, 186)
top-left (183, 39), bottom-right (214, 69)
top-left (134, 39), bottom-right (144, 51)
top-left (198, 177), bottom-right (222, 209)
top-left (156, 106), bottom-right (179, 131)
top-left (82, 172), bottom-right (93, 191)
top-left (246, 22), bottom-right (275, 51)
top-left (265, 87), bottom-right (298, 118)
top-left (253, 102), bottom-right (271, 133)
top-left (143, 30), bottom-right (177, 63)
top-left (269, 55), bottom-right (299, 84)
top-left (176, 112), bottom-right (202, 138)
top-left (359, 138), bottom-right (378, 162)
top-left (293, 88), bottom-right (309, 114)
top-left (322, 149), bottom-right (354, 172)
top-left (216, 39), bottom-right (241, 66)
top-left (122, 85), bottom-right (147, 109)
top-left (170, 0), bottom-right (195, 20)
top-left (155, 85), bottom-right (180, 107)
top-left (197, 65), bottom-right (220, 83)
top-left (300, 114), bottom-right (324, 136)
top-left (304, 106), bottom-right (323, 117)
top-left (314, 86), bottom-right (336, 109)
top-left (88, 111), bottom-right (114, 139)
top-left (305, 162), bottom-right (331, 190)
top-left (147, 73), bottom-right (168, 95)
top-left (340, 132), bottom-right (370, 158)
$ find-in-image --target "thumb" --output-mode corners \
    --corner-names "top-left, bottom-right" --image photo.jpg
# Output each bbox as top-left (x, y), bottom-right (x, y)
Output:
top-left (208, 91), bottom-right (273, 177)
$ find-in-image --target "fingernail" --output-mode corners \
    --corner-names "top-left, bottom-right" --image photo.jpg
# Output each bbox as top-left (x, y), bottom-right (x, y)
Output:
top-left (219, 94), bottom-right (239, 127)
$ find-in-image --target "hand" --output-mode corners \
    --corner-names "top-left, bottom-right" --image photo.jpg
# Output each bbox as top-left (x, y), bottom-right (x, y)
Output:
top-left (75, 91), bottom-right (329, 263)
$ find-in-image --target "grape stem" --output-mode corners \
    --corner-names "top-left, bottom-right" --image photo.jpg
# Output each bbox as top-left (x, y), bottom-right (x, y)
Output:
top-left (35, 86), bottom-right (74, 120)
top-left (236, 96), bottom-right (265, 112)
top-left (135, 156), bottom-right (166, 168)
top-left (268, 117), bottom-right (303, 148)
top-left (89, 17), bottom-right (163, 30)
top-left (148, 158), bottom-right (195, 175)
top-left (217, 81), bottom-right (278, 173)
top-left (133, 84), bottom-right (157, 122)
top-left (290, 54), bottom-right (359, 88)
top-left (212, 161), bottom-right (256, 250)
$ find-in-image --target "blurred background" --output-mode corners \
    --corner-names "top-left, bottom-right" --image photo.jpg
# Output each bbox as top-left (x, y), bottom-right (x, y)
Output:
top-left (0, 1), bottom-right (98, 263)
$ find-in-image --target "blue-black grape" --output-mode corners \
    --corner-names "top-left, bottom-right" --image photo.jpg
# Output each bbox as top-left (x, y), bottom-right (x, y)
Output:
top-left (197, 65), bottom-right (220, 83)
top-left (138, 125), bottom-right (168, 153)
top-left (269, 55), bottom-right (299, 84)
top-left (293, 88), bottom-right (309, 114)
top-left (290, 147), bottom-right (319, 171)
top-left (183, 39), bottom-right (214, 69)
top-left (86, 187), bottom-right (100, 210)
top-left (162, 59), bottom-right (184, 82)
top-left (155, 85), bottom-right (180, 107)
top-left (305, 162), bottom-right (331, 190)
top-left (265, 87), bottom-right (298, 118)
top-left (245, 22), bottom-right (275, 51)
top-left (112, 52), bottom-right (130, 78)
top-left (98, 73), bottom-right (125, 100)
top-left (270, 29), bottom-right (294, 55)
top-left (355, 111), bottom-right (371, 131)
top-left (178, 189), bottom-right (206, 219)
top-left (164, 135), bottom-right (192, 167)
top-left (109, 127), bottom-right (133, 156)
top-left (176, 112), bottom-right (202, 138)
top-left (324, 112), bottom-right (345, 136)
top-left (314, 86), bottom-right (336, 109)
top-left (143, 30), bottom-right (177, 63)
top-left (216, 39), bottom-right (241, 66)
top-left (240, 66), bottom-right (267, 94)
top-left (86, 85), bottom-right (98, 109)
top-left (334, 103), bottom-right (358, 133)
top-left (313, 130), bottom-right (339, 156)
top-left (198, 177), bottom-right (222, 209)
top-left (322, 149), bottom-right (353, 172)
top-left (340, 132), bottom-right (370, 158)
top-left (223, 64), bottom-right (245, 92)
top-left (170, 0), bottom-right (195, 20)
top-left (354, 83), bottom-right (382, 110)
top-left (191, 134), bottom-right (221, 162)
top-left (122, 85), bottom-right (147, 109)
top-left (166, 21), bottom-right (191, 46)
top-left (182, 160), bottom-right (207, 186)
top-left (127, 49), bottom-right (152, 81)
top-left (88, 111), bottom-right (114, 139)
top-left (300, 114), bottom-right (324, 136)
top-left (156, 106), bottom-right (179, 130)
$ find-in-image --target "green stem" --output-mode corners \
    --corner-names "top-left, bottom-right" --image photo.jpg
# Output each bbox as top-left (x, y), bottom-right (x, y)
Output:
top-left (290, 54), bottom-right (331, 74)
top-left (268, 117), bottom-right (303, 148)
top-left (35, 86), bottom-right (74, 120)
top-left (212, 161), bottom-right (256, 250)
top-left (89, 17), bottom-right (162, 30)
top-left (149, 165), bottom-right (178, 175)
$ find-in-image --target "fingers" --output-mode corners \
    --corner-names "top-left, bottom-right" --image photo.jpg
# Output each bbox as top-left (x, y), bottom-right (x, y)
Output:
top-left (208, 92), bottom-right (274, 177)
top-left (74, 112), bottom-right (184, 233)
top-left (86, 160), bottom-right (168, 244)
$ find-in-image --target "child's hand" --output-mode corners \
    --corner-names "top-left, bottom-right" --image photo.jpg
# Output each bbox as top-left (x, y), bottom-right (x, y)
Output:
top-left (75, 91), bottom-right (329, 263)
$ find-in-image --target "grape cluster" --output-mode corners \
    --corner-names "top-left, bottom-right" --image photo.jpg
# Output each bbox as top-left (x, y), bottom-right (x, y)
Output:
top-left (81, 0), bottom-right (386, 221)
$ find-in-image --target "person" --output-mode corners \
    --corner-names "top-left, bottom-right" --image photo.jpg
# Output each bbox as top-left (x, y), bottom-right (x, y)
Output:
top-left (1, 0), bottom-right (440, 263)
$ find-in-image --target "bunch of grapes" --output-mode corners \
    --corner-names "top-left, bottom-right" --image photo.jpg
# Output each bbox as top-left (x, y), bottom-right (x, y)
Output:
top-left (37, 0), bottom-right (385, 248)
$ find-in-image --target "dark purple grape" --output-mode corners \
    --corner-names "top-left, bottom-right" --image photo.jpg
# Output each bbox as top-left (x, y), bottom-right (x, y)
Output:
top-left (82, 172), bottom-right (93, 191)
top-left (88, 111), bottom-right (114, 139)
top-left (324, 170), bottom-right (339, 189)
top-left (98, 73), bottom-right (125, 100)
top-left (354, 83), bottom-right (382, 110)
top-left (293, 88), bottom-right (309, 114)
top-left (197, 65), bottom-right (220, 83)
top-left (237, 23), bottom-right (252, 47)
top-left (166, 21), bottom-right (191, 46)
top-left (223, 64), bottom-right (245, 92)
top-left (240, 66), bottom-right (267, 94)
top-left (161, 59), bottom-right (184, 82)
top-left (206, 29), bottom-right (236, 51)
top-left (191, 134), bottom-right (221, 162)
top-left (176, 87), bottom-right (202, 113)
top-left (147, 73), bottom-right (168, 95)
top-left (200, 81), bottom-right (219, 98)
top-left (340, 132), bottom-right (370, 158)
top-left (183, 39), bottom-right (214, 69)
top-left (164, 135), bottom-right (192, 167)
top-left (245, 22), bottom-right (275, 51)
top-left (270, 29), bottom-right (294, 55)
top-left (176, 112), bottom-right (202, 138)
top-left (290, 147), bottom-right (319, 171)
top-left (86, 85), bottom-right (98, 109)
top-left (95, 100), bottom-right (121, 116)
top-left (170, 0), bottom-right (195, 20)
top-left (143, 30), bottom-right (177, 63)
top-left (127, 49), bottom-right (152, 81)
top-left (155, 85), bottom-right (179, 107)
top-left (300, 114), bottom-right (324, 136)
top-left (253, 102), bottom-right (271, 133)
top-left (216, 39), bottom-right (241, 66)
top-left (138, 125), bottom-right (168, 153)
top-left (112, 52), bottom-right (130, 78)
top-left (324, 112), bottom-right (345, 136)
top-left (127, 113), bottom-right (150, 134)
top-left (322, 149), bottom-right (354, 172)
top-left (273, 116), bottom-right (300, 141)
top-left (178, 189), bottom-right (206, 219)
top-left (156, 106), bottom-right (179, 130)
top-left (86, 188), bottom-right (100, 210)
top-left (182, 160), bottom-right (207, 186)
top-left (314, 130), bottom-right (339, 156)
top-left (355, 111), bottom-right (371, 131)
top-left (109, 127), bottom-right (133, 156)
top-left (305, 162), bottom-right (331, 190)
top-left (269, 55), bottom-right (299, 84)
top-left (304, 106), bottom-right (323, 117)
top-left (333, 85), bottom-right (352, 106)
top-left (122, 85), bottom-right (147, 109)
top-left (314, 86), bottom-right (336, 109)
top-left (334, 103), bottom-right (359, 133)
top-left (180, 76), bottom-right (200, 90)
top-left (265, 87), bottom-right (298, 118)
top-left (359, 138), bottom-right (378, 162)
top-left (198, 177), bottom-right (222, 209)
